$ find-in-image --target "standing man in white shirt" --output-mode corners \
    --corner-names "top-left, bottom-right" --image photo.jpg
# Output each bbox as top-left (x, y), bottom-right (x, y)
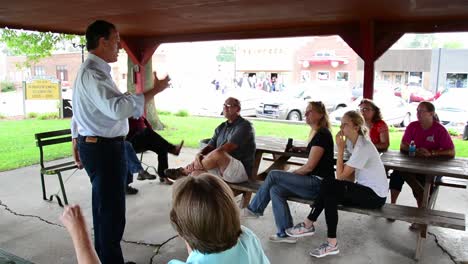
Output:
top-left (71, 20), bottom-right (169, 264)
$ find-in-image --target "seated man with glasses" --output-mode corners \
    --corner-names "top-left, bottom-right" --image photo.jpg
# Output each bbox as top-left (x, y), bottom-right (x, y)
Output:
top-left (165, 97), bottom-right (256, 183)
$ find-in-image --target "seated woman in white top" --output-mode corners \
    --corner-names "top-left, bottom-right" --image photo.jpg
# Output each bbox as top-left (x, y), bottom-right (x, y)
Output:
top-left (286, 110), bottom-right (388, 258)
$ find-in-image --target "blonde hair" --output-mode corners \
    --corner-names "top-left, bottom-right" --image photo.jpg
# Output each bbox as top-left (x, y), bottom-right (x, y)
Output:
top-left (170, 174), bottom-right (241, 254)
top-left (307, 101), bottom-right (331, 141)
top-left (343, 110), bottom-right (368, 136)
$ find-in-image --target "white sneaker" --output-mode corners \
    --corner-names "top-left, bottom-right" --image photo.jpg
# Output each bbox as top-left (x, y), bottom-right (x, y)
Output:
top-left (241, 208), bottom-right (259, 219)
top-left (309, 242), bottom-right (339, 258)
top-left (268, 234), bottom-right (297, 244)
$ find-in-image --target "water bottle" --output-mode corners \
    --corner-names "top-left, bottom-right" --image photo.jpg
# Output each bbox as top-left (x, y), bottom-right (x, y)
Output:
top-left (285, 138), bottom-right (293, 152)
top-left (409, 140), bottom-right (416, 157)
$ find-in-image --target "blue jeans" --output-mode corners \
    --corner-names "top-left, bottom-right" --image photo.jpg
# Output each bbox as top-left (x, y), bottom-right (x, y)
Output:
top-left (248, 170), bottom-right (322, 236)
top-left (124, 141), bottom-right (143, 185)
top-left (78, 136), bottom-right (127, 264)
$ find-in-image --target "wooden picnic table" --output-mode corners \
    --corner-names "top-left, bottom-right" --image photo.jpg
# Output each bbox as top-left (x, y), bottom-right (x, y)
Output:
top-left (248, 136), bottom-right (468, 260)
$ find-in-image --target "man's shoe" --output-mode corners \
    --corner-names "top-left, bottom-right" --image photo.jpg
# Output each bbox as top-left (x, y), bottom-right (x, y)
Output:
top-left (159, 176), bottom-right (173, 185)
top-left (125, 186), bottom-right (138, 195)
top-left (164, 167), bottom-right (186, 181)
top-left (268, 234), bottom-right (297, 244)
top-left (171, 140), bottom-right (184, 156)
top-left (137, 170), bottom-right (157, 180)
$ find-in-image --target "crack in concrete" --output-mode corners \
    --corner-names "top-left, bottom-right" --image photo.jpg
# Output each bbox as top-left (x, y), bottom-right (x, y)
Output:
top-left (0, 199), bottom-right (63, 228)
top-left (428, 231), bottom-right (458, 264)
top-left (1, 199), bottom-right (180, 263)
top-left (149, 235), bottom-right (178, 264)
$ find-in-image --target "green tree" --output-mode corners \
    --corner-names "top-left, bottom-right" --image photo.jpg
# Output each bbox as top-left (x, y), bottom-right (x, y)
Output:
top-left (216, 46), bottom-right (235, 62)
top-left (127, 57), bottom-right (163, 129)
top-left (443, 41), bottom-right (463, 49)
top-left (408, 34), bottom-right (435, 48)
top-left (0, 28), bottom-right (82, 67)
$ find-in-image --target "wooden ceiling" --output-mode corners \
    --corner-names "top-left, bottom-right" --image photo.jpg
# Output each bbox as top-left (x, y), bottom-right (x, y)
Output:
top-left (2, 0), bottom-right (468, 42)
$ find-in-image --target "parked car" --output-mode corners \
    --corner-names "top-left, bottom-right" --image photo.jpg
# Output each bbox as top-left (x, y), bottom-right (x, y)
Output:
top-left (351, 81), bottom-right (393, 101)
top-left (197, 88), bottom-right (269, 117)
top-left (256, 82), bottom-right (352, 121)
top-left (394, 84), bottom-right (441, 103)
top-left (435, 89), bottom-right (468, 134)
top-left (330, 94), bottom-right (412, 127)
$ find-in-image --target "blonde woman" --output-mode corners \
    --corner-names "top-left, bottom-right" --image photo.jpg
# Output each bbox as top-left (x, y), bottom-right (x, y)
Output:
top-left (287, 110), bottom-right (388, 258)
top-left (243, 101), bottom-right (335, 243)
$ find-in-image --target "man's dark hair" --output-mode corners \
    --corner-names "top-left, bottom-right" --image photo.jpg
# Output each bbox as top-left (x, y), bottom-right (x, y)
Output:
top-left (85, 20), bottom-right (116, 51)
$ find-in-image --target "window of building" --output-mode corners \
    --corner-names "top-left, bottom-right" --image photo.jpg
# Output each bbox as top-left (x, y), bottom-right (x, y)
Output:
top-left (383, 74), bottom-right (391, 82)
top-left (336, 71), bottom-right (349, 82)
top-left (395, 74), bottom-right (402, 84)
top-left (317, 71), bottom-right (330, 81)
top-left (56, 65), bottom-right (68, 81)
top-left (315, 50), bottom-right (335, 57)
top-left (446, 73), bottom-right (467, 88)
top-left (34, 66), bottom-right (45, 76)
top-left (408, 71), bottom-right (422, 86)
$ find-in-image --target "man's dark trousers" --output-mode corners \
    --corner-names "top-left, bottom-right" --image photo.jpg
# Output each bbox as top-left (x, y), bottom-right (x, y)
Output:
top-left (129, 128), bottom-right (173, 178)
top-left (78, 136), bottom-right (127, 264)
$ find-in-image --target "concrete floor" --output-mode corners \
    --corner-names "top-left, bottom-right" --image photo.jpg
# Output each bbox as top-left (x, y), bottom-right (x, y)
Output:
top-left (0, 147), bottom-right (467, 264)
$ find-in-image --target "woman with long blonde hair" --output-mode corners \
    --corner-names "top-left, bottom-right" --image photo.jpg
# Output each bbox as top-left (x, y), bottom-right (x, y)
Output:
top-left (243, 101), bottom-right (335, 243)
top-left (286, 110), bottom-right (388, 258)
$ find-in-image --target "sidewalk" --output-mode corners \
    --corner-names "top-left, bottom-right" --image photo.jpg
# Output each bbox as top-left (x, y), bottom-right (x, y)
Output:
top-left (0, 147), bottom-right (466, 264)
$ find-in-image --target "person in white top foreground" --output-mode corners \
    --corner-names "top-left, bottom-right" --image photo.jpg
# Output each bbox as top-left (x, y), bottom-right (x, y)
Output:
top-left (286, 110), bottom-right (388, 258)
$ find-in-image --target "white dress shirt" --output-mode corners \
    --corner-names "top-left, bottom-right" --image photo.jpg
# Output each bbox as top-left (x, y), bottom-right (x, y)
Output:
top-left (71, 54), bottom-right (144, 138)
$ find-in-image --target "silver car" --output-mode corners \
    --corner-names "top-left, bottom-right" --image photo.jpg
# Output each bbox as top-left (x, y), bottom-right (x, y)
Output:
top-left (435, 89), bottom-right (468, 134)
top-left (330, 94), bottom-right (412, 127)
top-left (256, 82), bottom-right (352, 121)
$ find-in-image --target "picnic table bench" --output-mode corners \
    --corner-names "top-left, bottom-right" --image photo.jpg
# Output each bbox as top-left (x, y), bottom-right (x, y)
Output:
top-left (228, 136), bottom-right (467, 260)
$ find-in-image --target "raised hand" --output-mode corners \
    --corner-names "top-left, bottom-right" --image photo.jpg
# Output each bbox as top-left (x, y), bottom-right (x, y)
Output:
top-left (153, 71), bottom-right (170, 93)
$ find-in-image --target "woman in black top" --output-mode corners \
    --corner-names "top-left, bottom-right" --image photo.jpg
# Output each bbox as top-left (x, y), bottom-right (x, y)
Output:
top-left (243, 101), bottom-right (334, 243)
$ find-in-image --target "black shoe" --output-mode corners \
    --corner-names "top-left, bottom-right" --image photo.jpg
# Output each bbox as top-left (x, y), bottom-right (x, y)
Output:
top-left (125, 261), bottom-right (136, 264)
top-left (171, 140), bottom-right (184, 156)
top-left (125, 186), bottom-right (138, 195)
top-left (164, 167), bottom-right (186, 181)
top-left (137, 170), bottom-right (157, 180)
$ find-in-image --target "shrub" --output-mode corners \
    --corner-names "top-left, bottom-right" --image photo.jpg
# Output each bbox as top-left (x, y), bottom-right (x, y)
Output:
top-left (158, 110), bottom-right (172, 116)
top-left (0, 81), bottom-right (15, 92)
top-left (27, 112), bottom-right (38, 118)
top-left (175, 110), bottom-right (189, 117)
top-left (388, 125), bottom-right (398, 133)
top-left (448, 128), bottom-right (460, 137)
top-left (0, 113), bottom-right (6, 119)
top-left (38, 112), bottom-right (59, 120)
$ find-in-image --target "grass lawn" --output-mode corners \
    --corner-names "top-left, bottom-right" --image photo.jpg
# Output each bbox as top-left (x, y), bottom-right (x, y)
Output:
top-left (1, 116), bottom-right (467, 172)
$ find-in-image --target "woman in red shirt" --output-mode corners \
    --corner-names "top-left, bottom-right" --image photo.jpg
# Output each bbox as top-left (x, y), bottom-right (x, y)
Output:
top-left (359, 99), bottom-right (389, 152)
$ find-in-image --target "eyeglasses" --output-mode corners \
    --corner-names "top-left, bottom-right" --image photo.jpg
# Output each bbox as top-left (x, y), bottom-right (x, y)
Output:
top-left (223, 103), bottom-right (238, 108)
top-left (416, 109), bottom-right (430, 113)
top-left (359, 107), bottom-right (372, 112)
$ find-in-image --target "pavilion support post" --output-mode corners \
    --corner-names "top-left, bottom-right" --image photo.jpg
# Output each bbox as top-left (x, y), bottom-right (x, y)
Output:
top-left (120, 37), bottom-right (160, 94)
top-left (361, 20), bottom-right (375, 100)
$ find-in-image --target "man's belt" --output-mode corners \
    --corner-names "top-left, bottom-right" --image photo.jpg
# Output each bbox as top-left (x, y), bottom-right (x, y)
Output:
top-left (79, 135), bottom-right (125, 143)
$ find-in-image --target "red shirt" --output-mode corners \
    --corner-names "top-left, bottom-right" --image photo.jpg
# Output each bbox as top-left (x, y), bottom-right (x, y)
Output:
top-left (127, 116), bottom-right (153, 139)
top-left (369, 120), bottom-right (388, 145)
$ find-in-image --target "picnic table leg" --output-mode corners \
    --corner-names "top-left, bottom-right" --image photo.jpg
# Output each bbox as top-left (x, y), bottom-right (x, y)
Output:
top-left (414, 176), bottom-right (433, 260)
top-left (237, 150), bottom-right (264, 209)
top-left (257, 155), bottom-right (291, 180)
